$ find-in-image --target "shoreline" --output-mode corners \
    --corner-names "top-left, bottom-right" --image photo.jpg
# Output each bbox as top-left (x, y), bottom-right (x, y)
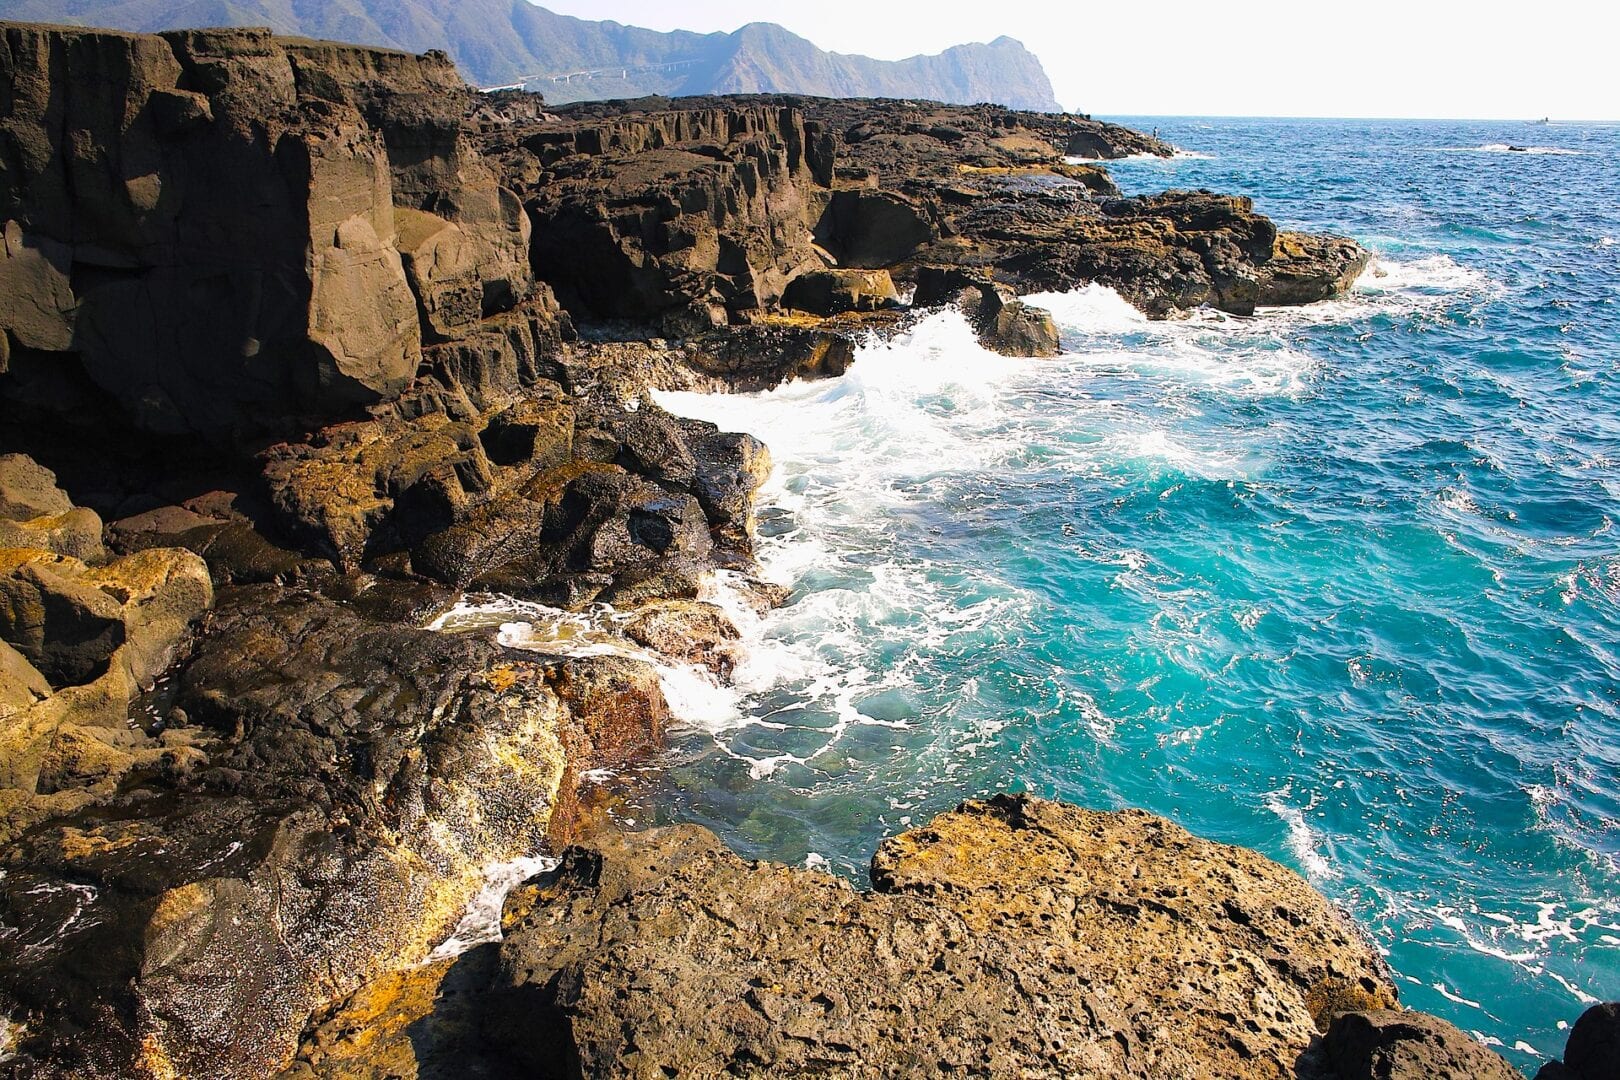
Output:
top-left (0, 21), bottom-right (1607, 1079)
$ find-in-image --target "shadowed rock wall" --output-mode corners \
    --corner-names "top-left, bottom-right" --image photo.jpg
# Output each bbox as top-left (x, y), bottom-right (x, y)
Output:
top-left (0, 24), bottom-right (535, 440)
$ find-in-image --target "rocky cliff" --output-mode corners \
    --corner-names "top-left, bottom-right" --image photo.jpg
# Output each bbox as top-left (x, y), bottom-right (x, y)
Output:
top-left (0, 21), bottom-right (1476, 1080)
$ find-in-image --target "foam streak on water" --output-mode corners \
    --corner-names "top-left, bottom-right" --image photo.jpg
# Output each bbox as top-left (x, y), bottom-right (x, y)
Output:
top-left (643, 114), bottom-right (1620, 1075)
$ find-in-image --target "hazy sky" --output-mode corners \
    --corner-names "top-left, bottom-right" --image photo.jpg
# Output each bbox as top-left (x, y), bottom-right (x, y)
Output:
top-left (538, 0), bottom-right (1616, 120)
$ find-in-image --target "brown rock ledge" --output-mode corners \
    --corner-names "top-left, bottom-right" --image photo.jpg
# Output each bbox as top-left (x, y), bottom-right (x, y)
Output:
top-left (279, 794), bottom-right (1537, 1080)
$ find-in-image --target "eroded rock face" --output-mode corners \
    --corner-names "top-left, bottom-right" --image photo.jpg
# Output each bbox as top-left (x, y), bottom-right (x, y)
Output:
top-left (479, 92), bottom-right (1365, 353)
top-left (782, 267), bottom-right (901, 314)
top-left (474, 794), bottom-right (1399, 1079)
top-left (0, 25), bottom-right (547, 441)
top-left (0, 453), bottom-right (72, 521)
top-left (0, 588), bottom-right (672, 1079)
top-left (506, 105), bottom-right (836, 332)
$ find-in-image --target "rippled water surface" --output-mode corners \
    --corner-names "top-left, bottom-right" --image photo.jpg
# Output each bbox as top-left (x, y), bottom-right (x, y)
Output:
top-left (593, 119), bottom-right (1616, 1069)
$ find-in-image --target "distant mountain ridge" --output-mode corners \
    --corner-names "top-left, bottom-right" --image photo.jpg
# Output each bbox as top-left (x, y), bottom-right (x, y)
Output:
top-left (0, 0), bottom-right (1064, 111)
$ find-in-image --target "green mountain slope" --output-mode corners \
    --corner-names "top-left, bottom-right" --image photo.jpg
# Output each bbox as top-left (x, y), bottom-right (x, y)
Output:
top-left (0, 0), bottom-right (1063, 110)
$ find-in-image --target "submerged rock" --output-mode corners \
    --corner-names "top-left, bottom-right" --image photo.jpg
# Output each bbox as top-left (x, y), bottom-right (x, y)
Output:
top-left (620, 599), bottom-right (741, 676)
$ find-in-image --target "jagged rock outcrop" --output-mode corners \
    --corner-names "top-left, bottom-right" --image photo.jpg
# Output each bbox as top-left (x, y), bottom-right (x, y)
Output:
top-left (479, 92), bottom-right (1364, 353)
top-left (0, 588), bottom-right (674, 1079)
top-left (499, 104), bottom-right (835, 334)
top-left (914, 265), bottom-right (1061, 356)
top-left (1319, 1010), bottom-right (1523, 1080)
top-left (782, 267), bottom-right (901, 314)
top-left (0, 456), bottom-right (216, 844)
top-left (283, 795), bottom-right (1512, 1079)
top-left (960, 189), bottom-right (1372, 316)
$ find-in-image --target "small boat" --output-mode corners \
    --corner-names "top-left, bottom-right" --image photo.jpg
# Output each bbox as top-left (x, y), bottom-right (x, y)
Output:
top-left (1530, 117), bottom-right (1550, 125)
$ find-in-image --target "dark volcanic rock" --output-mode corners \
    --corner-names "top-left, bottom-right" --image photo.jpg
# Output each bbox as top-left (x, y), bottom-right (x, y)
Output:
top-left (1538, 1002), bottom-right (1620, 1080)
top-left (482, 94), bottom-right (1362, 333)
top-left (0, 587), bottom-right (671, 1079)
top-left (1566, 1002), bottom-right (1620, 1080)
top-left (679, 323), bottom-right (858, 391)
top-left (0, 24), bottom-right (558, 442)
top-left (914, 265), bottom-right (1061, 356)
top-left (1321, 1010), bottom-right (1523, 1080)
top-left (782, 267), bottom-right (900, 314)
top-left (511, 105), bottom-right (834, 331)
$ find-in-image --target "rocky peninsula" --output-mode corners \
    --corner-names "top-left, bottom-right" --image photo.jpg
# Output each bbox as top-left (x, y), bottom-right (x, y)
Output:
top-left (0, 21), bottom-right (1605, 1079)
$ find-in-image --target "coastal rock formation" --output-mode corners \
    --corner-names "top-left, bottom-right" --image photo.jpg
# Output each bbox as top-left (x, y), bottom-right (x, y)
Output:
top-left (0, 588), bottom-right (674, 1078)
top-left (481, 91), bottom-right (1365, 352)
top-left (504, 103), bottom-right (835, 333)
top-left (283, 795), bottom-right (1538, 1080)
top-left (914, 266), bottom-right (1062, 356)
top-left (0, 19), bottom-right (1400, 1080)
top-left (0, 23), bottom-right (549, 440)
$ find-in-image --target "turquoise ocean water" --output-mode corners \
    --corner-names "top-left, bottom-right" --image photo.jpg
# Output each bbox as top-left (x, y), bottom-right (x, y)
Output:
top-left (475, 119), bottom-right (1620, 1070)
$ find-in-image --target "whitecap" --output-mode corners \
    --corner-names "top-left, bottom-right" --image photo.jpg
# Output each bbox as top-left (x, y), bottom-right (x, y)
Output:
top-left (1264, 788), bottom-right (1339, 881)
top-left (1353, 254), bottom-right (1493, 297)
top-left (1471, 143), bottom-right (1580, 156)
top-left (1432, 982), bottom-right (1483, 1009)
top-left (1025, 283), bottom-right (1147, 334)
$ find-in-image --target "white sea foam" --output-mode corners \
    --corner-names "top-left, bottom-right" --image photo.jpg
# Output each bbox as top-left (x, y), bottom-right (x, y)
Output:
top-left (1432, 982), bottom-right (1483, 1009)
top-left (1354, 254), bottom-right (1493, 297)
top-left (1025, 284), bottom-right (1318, 399)
top-left (1065, 150), bottom-right (1214, 164)
top-left (1264, 787), bottom-right (1338, 881)
top-left (1471, 143), bottom-right (1581, 155)
top-left (430, 854), bottom-right (558, 959)
top-left (1026, 283), bottom-right (1147, 333)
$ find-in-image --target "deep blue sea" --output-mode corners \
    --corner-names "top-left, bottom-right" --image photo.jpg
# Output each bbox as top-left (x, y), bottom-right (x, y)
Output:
top-left (469, 118), bottom-right (1620, 1070)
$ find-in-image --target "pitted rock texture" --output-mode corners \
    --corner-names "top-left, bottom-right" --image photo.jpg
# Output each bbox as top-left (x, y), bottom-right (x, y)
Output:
top-left (0, 586), bottom-right (672, 1080)
top-left (477, 794), bottom-right (1402, 1079)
